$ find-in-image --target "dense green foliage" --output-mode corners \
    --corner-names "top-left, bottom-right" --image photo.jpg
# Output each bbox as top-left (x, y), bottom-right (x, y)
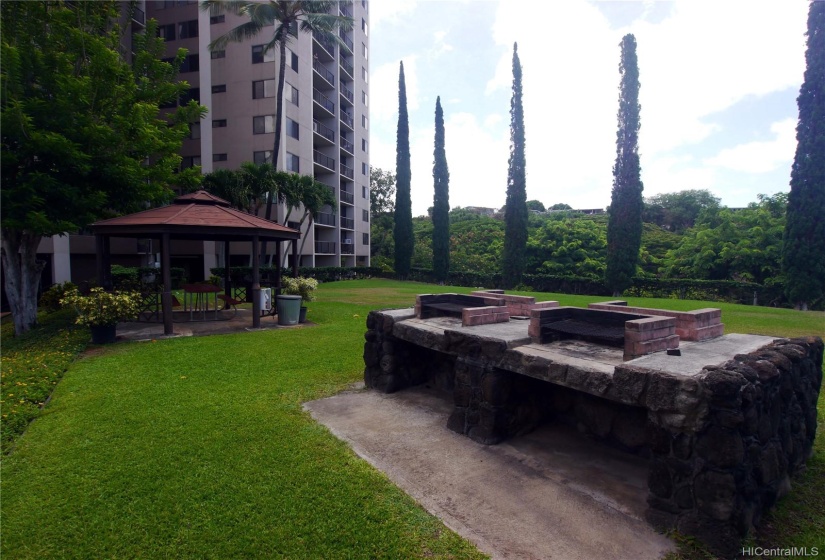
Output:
top-left (432, 97), bottom-right (451, 282)
top-left (661, 193), bottom-right (787, 287)
top-left (1, 310), bottom-right (89, 454)
top-left (503, 43), bottom-right (528, 288)
top-left (782, 1), bottom-right (825, 310)
top-left (370, 166), bottom-right (396, 217)
top-left (605, 34), bottom-right (644, 296)
top-left (395, 62), bottom-right (414, 278)
top-left (526, 215), bottom-right (607, 278)
top-left (1, 1), bottom-right (203, 334)
top-left (643, 189), bottom-right (721, 233)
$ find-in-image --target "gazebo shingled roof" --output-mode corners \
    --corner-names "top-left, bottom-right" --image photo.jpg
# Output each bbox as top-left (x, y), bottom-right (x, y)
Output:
top-left (89, 190), bottom-right (302, 335)
top-left (91, 190), bottom-right (300, 241)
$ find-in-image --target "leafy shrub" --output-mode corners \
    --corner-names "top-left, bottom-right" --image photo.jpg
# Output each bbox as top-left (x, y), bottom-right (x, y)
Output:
top-left (39, 281), bottom-right (78, 313)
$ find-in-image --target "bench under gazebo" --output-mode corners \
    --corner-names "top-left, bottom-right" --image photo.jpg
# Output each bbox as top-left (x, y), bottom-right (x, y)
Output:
top-left (90, 190), bottom-right (301, 335)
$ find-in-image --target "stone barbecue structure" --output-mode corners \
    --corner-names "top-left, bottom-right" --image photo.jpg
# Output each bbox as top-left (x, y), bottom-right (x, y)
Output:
top-left (363, 294), bottom-right (823, 557)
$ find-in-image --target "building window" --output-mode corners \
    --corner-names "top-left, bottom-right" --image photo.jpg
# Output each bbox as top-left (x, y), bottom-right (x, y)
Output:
top-left (213, 119), bottom-right (227, 128)
top-left (362, 233), bottom-right (369, 245)
top-left (189, 122), bottom-right (200, 139)
top-left (210, 14), bottom-right (225, 24)
top-left (286, 47), bottom-right (298, 71)
top-left (286, 152), bottom-right (299, 172)
top-left (361, 162), bottom-right (367, 175)
top-left (362, 43), bottom-right (368, 60)
top-left (361, 139), bottom-right (367, 152)
top-left (252, 79), bottom-right (276, 99)
top-left (362, 209), bottom-right (369, 222)
top-left (181, 87), bottom-right (200, 104)
top-left (252, 44), bottom-right (276, 64)
top-left (362, 91), bottom-right (368, 106)
top-left (178, 20), bottom-right (198, 39)
top-left (253, 115), bottom-right (275, 134)
top-left (286, 118), bottom-right (299, 139)
top-left (180, 54), bottom-right (199, 73)
top-left (253, 150), bottom-right (273, 164)
top-left (211, 50), bottom-right (225, 59)
top-left (181, 155), bottom-right (201, 169)
top-left (361, 115), bottom-right (368, 129)
top-left (157, 23), bottom-right (175, 41)
top-left (213, 153), bottom-right (228, 162)
top-left (212, 84), bottom-right (226, 93)
top-left (362, 185), bottom-right (367, 199)
top-left (286, 83), bottom-right (299, 106)
top-left (362, 18), bottom-right (368, 36)
top-left (362, 67), bottom-right (368, 83)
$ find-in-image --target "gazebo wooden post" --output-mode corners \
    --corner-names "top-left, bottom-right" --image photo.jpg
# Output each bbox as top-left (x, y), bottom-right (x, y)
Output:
top-left (95, 235), bottom-right (113, 290)
top-left (223, 240), bottom-right (231, 301)
top-left (252, 235), bottom-right (261, 329)
top-left (292, 239), bottom-right (299, 278)
top-left (161, 233), bottom-right (174, 336)
top-left (275, 242), bottom-right (282, 295)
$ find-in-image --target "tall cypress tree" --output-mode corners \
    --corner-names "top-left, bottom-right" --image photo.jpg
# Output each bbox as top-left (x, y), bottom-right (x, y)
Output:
top-left (502, 42), bottom-right (528, 288)
top-left (782, 2), bottom-right (825, 311)
top-left (394, 61), bottom-right (413, 278)
top-left (432, 96), bottom-right (450, 283)
top-left (605, 34), bottom-right (644, 296)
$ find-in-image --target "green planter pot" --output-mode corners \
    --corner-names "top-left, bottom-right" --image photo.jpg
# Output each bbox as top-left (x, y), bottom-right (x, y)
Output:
top-left (276, 295), bottom-right (302, 325)
top-left (90, 324), bottom-right (117, 344)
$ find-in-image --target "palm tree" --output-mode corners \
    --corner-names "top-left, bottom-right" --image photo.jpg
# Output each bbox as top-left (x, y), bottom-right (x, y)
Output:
top-left (203, 0), bottom-right (353, 230)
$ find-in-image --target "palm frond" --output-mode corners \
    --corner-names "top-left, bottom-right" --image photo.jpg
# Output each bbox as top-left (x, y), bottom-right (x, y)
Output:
top-left (208, 19), bottom-right (268, 51)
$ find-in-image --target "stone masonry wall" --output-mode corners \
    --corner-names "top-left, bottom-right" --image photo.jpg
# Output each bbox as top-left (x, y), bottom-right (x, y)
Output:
top-left (645, 336), bottom-right (823, 557)
top-left (363, 309), bottom-right (823, 558)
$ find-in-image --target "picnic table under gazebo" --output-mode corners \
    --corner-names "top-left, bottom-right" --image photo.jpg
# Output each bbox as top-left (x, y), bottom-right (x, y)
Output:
top-left (90, 190), bottom-right (301, 335)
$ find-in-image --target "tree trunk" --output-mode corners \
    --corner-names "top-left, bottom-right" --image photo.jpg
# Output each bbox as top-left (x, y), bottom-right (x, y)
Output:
top-left (261, 35), bottom-right (289, 264)
top-left (282, 211), bottom-right (309, 268)
top-left (1, 230), bottom-right (46, 335)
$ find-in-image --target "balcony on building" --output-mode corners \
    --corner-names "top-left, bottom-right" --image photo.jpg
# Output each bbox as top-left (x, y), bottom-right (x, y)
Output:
top-left (312, 30), bottom-right (335, 60)
top-left (315, 240), bottom-right (336, 254)
top-left (313, 88), bottom-right (335, 117)
top-left (340, 83), bottom-right (355, 106)
top-left (340, 58), bottom-right (354, 80)
top-left (313, 59), bottom-right (336, 88)
top-left (339, 3), bottom-right (353, 19)
top-left (340, 136), bottom-right (354, 155)
top-left (341, 240), bottom-right (355, 254)
top-left (339, 31), bottom-right (354, 55)
top-left (313, 150), bottom-right (336, 173)
top-left (340, 189), bottom-right (355, 205)
top-left (313, 119), bottom-right (335, 145)
top-left (316, 211), bottom-right (335, 227)
top-left (340, 110), bottom-right (354, 131)
top-left (131, 5), bottom-right (145, 28)
top-left (341, 163), bottom-right (354, 179)
top-left (341, 216), bottom-right (355, 230)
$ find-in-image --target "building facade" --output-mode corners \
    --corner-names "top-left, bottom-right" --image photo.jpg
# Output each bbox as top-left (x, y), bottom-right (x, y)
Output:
top-left (39, 0), bottom-right (370, 287)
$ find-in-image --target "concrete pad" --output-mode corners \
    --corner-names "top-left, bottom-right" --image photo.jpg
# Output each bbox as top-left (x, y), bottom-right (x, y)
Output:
top-left (628, 333), bottom-right (778, 377)
top-left (305, 385), bottom-right (675, 560)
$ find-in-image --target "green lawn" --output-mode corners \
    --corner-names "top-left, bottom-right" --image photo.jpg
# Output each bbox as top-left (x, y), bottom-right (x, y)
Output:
top-left (2, 279), bottom-right (823, 559)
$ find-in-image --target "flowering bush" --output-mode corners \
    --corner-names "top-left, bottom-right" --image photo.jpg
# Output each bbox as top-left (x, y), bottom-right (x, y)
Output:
top-left (61, 287), bottom-right (142, 326)
top-left (281, 277), bottom-right (318, 302)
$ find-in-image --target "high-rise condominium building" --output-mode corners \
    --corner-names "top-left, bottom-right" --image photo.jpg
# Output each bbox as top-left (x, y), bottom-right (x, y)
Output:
top-left (37, 0), bottom-right (370, 288)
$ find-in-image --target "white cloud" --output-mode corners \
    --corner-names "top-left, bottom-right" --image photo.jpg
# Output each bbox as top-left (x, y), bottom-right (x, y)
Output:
top-left (369, 0), bottom-right (418, 27)
top-left (705, 118), bottom-right (797, 173)
top-left (370, 55), bottom-right (420, 125)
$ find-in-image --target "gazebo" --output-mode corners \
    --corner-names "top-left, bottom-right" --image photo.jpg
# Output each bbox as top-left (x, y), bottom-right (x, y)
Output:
top-left (90, 190), bottom-right (301, 335)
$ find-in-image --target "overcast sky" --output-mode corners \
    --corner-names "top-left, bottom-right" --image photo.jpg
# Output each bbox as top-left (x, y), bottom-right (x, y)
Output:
top-left (367, 0), bottom-right (809, 217)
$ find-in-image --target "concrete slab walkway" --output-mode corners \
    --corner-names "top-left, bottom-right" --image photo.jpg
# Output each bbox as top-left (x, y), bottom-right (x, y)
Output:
top-left (305, 385), bottom-right (675, 560)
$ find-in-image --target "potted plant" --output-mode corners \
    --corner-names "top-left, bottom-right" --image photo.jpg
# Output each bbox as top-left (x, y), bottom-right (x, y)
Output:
top-left (61, 287), bottom-right (142, 343)
top-left (280, 276), bottom-right (318, 323)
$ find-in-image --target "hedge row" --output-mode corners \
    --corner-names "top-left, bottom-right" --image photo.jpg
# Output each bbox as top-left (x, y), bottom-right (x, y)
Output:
top-left (210, 266), bottom-right (382, 284)
top-left (392, 268), bottom-right (794, 308)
